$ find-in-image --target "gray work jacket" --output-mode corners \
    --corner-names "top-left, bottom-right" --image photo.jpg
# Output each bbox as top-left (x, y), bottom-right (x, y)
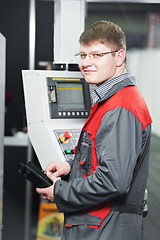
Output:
top-left (54, 76), bottom-right (152, 240)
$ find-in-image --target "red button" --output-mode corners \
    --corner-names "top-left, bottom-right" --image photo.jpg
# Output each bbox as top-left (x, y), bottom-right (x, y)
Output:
top-left (64, 131), bottom-right (72, 139)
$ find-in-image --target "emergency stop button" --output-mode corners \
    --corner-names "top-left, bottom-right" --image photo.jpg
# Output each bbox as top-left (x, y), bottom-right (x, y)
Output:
top-left (60, 131), bottom-right (72, 143)
top-left (64, 131), bottom-right (72, 139)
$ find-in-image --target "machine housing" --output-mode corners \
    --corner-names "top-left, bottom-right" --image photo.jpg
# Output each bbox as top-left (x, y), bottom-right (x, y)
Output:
top-left (22, 70), bottom-right (91, 169)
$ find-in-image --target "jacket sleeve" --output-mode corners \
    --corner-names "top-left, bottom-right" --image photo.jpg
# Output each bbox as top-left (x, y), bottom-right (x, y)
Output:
top-left (54, 107), bottom-right (143, 213)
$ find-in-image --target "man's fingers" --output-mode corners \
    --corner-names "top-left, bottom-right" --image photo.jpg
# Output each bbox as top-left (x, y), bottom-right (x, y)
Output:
top-left (52, 169), bottom-right (62, 178)
top-left (36, 187), bottom-right (46, 195)
top-left (47, 172), bottom-right (59, 183)
top-left (45, 162), bottom-right (58, 174)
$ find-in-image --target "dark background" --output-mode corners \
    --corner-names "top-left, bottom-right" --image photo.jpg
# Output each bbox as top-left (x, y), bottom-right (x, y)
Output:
top-left (0, 0), bottom-right (54, 239)
top-left (0, 0), bottom-right (54, 134)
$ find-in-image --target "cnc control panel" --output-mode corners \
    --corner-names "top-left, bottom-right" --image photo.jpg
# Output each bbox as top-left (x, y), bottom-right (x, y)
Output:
top-left (22, 70), bottom-right (91, 169)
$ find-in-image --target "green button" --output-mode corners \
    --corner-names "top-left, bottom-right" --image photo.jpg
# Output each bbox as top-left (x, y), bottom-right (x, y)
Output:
top-left (65, 149), bottom-right (72, 154)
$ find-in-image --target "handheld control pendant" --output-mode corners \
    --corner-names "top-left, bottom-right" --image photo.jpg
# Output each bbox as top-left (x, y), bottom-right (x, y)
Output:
top-left (17, 161), bottom-right (52, 188)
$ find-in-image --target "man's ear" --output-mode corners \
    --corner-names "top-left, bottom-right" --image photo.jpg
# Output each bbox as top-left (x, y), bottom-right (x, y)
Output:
top-left (116, 49), bottom-right (126, 67)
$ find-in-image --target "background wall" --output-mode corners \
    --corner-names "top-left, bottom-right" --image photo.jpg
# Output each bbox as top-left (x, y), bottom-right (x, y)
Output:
top-left (127, 49), bottom-right (160, 137)
top-left (86, 2), bottom-right (147, 48)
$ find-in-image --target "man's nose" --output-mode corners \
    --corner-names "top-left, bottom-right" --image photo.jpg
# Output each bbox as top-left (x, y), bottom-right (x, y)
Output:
top-left (82, 55), bottom-right (92, 65)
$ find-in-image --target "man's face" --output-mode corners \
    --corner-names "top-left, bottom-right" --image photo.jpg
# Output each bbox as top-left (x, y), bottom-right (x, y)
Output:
top-left (79, 41), bottom-right (120, 85)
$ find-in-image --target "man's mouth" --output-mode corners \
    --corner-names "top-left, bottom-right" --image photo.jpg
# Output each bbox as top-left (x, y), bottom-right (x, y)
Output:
top-left (84, 69), bottom-right (97, 73)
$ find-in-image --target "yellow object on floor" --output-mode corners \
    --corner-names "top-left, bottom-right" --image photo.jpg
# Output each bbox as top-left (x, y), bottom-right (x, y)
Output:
top-left (37, 202), bottom-right (64, 240)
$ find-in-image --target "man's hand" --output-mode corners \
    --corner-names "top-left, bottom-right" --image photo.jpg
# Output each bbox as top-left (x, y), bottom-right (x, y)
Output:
top-left (36, 172), bottom-right (59, 202)
top-left (45, 161), bottom-right (71, 178)
top-left (36, 161), bottom-right (71, 202)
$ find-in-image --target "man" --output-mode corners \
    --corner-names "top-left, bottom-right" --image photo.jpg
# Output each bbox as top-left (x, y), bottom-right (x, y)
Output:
top-left (36, 21), bottom-right (152, 240)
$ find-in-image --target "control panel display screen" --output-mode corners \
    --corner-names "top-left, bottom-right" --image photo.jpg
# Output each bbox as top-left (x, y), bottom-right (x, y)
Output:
top-left (47, 77), bottom-right (91, 119)
top-left (57, 82), bottom-right (85, 111)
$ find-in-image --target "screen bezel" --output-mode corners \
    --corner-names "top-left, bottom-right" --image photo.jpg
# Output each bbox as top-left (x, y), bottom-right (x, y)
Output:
top-left (47, 77), bottom-right (91, 119)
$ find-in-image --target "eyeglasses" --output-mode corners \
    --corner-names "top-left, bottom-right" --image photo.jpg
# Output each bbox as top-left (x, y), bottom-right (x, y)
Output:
top-left (75, 50), bottom-right (119, 60)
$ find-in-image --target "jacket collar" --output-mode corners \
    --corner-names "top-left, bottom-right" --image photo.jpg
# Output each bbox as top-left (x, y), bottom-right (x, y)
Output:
top-left (95, 74), bottom-right (135, 104)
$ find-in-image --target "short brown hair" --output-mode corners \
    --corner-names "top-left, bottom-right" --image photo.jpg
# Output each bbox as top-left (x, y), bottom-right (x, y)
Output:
top-left (79, 20), bottom-right (126, 52)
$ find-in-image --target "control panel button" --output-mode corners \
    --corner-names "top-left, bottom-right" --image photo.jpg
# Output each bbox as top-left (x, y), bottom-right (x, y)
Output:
top-left (59, 131), bottom-right (72, 143)
top-left (65, 149), bottom-right (73, 154)
top-left (64, 131), bottom-right (72, 139)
